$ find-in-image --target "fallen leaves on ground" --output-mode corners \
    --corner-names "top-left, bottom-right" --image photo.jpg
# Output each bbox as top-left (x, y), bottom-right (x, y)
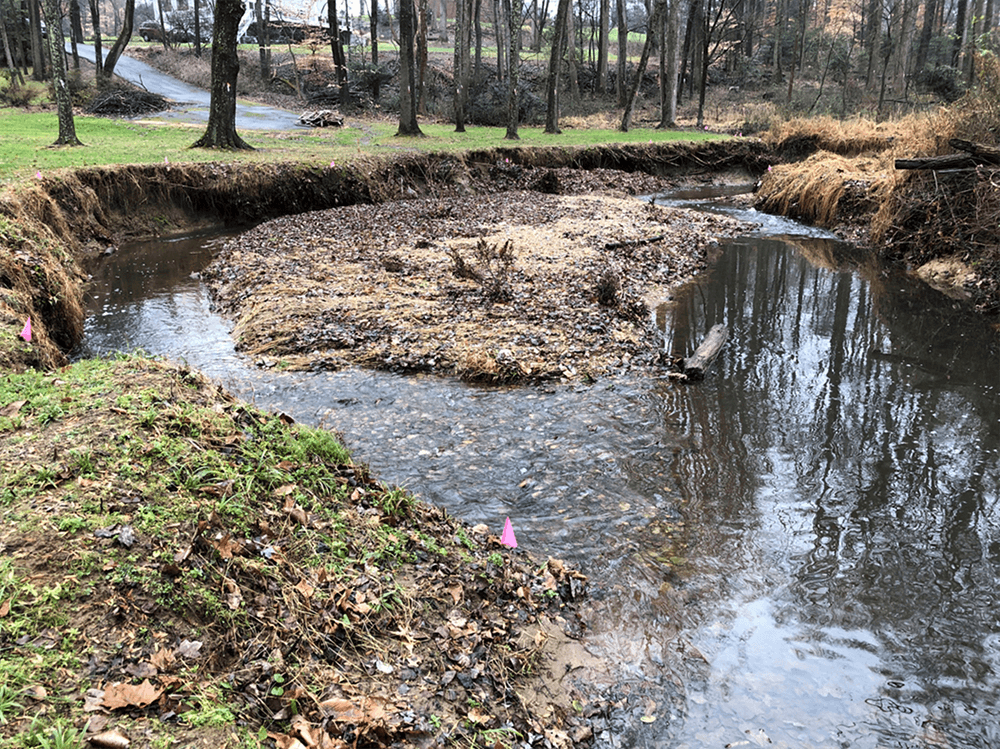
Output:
top-left (205, 179), bottom-right (750, 382)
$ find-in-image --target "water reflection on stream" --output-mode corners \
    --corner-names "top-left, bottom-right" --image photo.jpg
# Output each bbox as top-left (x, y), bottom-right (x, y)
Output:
top-left (78, 196), bottom-right (999, 748)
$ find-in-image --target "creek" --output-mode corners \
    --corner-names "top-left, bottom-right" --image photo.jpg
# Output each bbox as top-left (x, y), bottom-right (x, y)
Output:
top-left (77, 191), bottom-right (1000, 748)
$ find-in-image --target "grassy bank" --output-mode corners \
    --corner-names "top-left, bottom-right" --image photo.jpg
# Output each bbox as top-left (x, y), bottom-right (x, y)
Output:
top-left (0, 109), bottom-right (726, 184)
top-left (0, 354), bottom-right (593, 749)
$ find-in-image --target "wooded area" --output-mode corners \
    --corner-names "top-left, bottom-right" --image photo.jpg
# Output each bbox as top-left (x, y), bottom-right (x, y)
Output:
top-left (3, 0), bottom-right (1000, 145)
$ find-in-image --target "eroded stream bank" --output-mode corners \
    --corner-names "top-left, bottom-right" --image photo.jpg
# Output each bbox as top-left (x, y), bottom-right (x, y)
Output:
top-left (78, 189), bottom-right (1000, 748)
top-left (1, 140), bottom-right (770, 372)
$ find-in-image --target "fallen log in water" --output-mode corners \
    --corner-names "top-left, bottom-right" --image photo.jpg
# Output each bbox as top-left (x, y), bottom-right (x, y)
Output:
top-left (681, 323), bottom-right (729, 379)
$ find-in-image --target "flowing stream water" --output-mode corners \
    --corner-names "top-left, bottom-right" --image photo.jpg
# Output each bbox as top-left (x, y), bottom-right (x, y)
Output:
top-left (77, 192), bottom-right (1000, 748)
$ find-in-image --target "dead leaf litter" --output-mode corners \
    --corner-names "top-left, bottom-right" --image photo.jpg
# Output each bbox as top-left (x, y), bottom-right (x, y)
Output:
top-left (205, 190), bottom-right (750, 381)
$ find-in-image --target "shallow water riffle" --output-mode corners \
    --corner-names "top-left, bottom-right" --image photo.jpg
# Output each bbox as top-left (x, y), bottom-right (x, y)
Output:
top-left (77, 195), bottom-right (1000, 749)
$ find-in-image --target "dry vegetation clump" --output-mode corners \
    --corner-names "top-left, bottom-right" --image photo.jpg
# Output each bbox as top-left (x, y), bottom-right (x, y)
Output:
top-left (204, 192), bottom-right (749, 382)
top-left (764, 114), bottom-right (935, 157)
top-left (758, 87), bottom-right (1000, 310)
top-left (0, 356), bottom-right (598, 748)
top-left (867, 57), bottom-right (1000, 311)
top-left (755, 151), bottom-right (890, 227)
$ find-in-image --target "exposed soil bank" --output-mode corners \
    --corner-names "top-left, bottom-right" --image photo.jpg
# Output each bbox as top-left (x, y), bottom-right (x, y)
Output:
top-left (755, 130), bottom-right (1000, 316)
top-left (1, 140), bottom-right (769, 373)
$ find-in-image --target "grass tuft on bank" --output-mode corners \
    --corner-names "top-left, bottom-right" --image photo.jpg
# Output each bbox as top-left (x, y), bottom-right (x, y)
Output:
top-left (0, 354), bottom-right (590, 748)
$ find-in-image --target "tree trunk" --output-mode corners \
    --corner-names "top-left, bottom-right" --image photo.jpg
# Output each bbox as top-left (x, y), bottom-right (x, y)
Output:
top-left (914, 0), bottom-right (937, 71)
top-left (437, 0), bottom-right (448, 40)
top-left (29, 0), bottom-right (45, 80)
top-left (771, 0), bottom-right (783, 79)
top-left (505, 0), bottom-right (522, 138)
top-left (88, 0), bottom-right (103, 77)
top-left (396, 0), bottom-right (424, 134)
top-left (952, 0), bottom-right (968, 66)
top-left (256, 0), bottom-right (271, 83)
top-left (597, 0), bottom-right (609, 91)
top-left (565, 0), bottom-right (578, 98)
top-left (328, 0), bottom-right (349, 105)
top-left (544, 0), bottom-right (571, 132)
top-left (370, 0), bottom-right (380, 101)
top-left (69, 0), bottom-right (81, 69)
top-left (615, 0), bottom-right (627, 103)
top-left (417, 0), bottom-right (428, 111)
top-left (101, 0), bottom-right (135, 85)
top-left (495, 0), bottom-right (507, 80)
top-left (192, 0), bottom-right (253, 149)
top-left (473, 0), bottom-right (483, 78)
top-left (0, 7), bottom-right (24, 85)
top-left (658, 0), bottom-right (681, 126)
top-left (681, 323), bottom-right (728, 378)
top-left (453, 0), bottom-right (469, 130)
top-left (620, 0), bottom-right (664, 129)
top-left (194, 0), bottom-right (202, 57)
top-left (155, 0), bottom-right (171, 50)
top-left (42, 0), bottom-right (82, 145)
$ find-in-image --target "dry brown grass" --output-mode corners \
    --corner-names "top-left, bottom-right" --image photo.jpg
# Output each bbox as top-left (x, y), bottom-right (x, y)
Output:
top-left (756, 151), bottom-right (892, 227)
top-left (765, 113), bottom-right (938, 157)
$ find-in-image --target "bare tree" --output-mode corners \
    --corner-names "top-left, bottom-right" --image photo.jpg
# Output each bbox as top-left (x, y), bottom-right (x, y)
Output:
top-left (658, 0), bottom-right (682, 126)
top-left (101, 0), bottom-right (136, 85)
top-left (88, 0), bottom-right (103, 76)
top-left (255, 0), bottom-right (271, 82)
top-left (397, 0), bottom-right (424, 134)
top-left (28, 0), bottom-right (44, 80)
top-left (0, 3), bottom-right (25, 86)
top-left (42, 0), bottom-right (82, 145)
top-left (417, 0), bottom-right (428, 111)
top-left (615, 0), bottom-right (627, 103)
top-left (620, 0), bottom-right (665, 130)
top-left (454, 0), bottom-right (472, 130)
top-left (370, 0), bottom-right (380, 101)
top-left (192, 0), bottom-right (253, 149)
top-left (329, 0), bottom-right (349, 106)
top-left (597, 0), bottom-right (609, 91)
top-left (544, 0), bottom-right (571, 132)
top-left (505, 0), bottom-right (522, 138)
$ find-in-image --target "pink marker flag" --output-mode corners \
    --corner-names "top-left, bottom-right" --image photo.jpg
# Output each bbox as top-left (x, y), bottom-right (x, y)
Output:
top-left (19, 317), bottom-right (31, 342)
top-left (501, 517), bottom-right (517, 548)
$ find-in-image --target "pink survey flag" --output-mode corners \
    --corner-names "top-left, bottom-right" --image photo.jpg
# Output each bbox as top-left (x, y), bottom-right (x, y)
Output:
top-left (35, 170), bottom-right (42, 179)
top-left (19, 317), bottom-right (31, 342)
top-left (501, 517), bottom-right (517, 548)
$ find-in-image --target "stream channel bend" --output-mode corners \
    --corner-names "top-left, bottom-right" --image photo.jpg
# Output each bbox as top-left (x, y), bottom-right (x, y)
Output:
top-left (77, 189), bottom-right (1000, 749)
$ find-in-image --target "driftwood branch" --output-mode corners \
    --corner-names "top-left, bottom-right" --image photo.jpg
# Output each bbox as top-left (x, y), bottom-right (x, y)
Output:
top-left (681, 323), bottom-right (728, 380)
top-left (895, 139), bottom-right (1000, 170)
top-left (604, 234), bottom-right (666, 251)
top-left (949, 138), bottom-right (1000, 164)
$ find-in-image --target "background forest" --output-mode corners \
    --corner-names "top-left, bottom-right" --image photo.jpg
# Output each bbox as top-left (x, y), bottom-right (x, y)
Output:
top-left (1, 0), bottom-right (995, 128)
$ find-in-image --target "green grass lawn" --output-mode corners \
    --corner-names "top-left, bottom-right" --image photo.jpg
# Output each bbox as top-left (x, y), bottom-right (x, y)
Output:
top-left (0, 109), bottom-right (726, 183)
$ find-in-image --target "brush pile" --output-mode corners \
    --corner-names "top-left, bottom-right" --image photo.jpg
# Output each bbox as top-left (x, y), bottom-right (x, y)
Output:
top-left (85, 88), bottom-right (170, 117)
